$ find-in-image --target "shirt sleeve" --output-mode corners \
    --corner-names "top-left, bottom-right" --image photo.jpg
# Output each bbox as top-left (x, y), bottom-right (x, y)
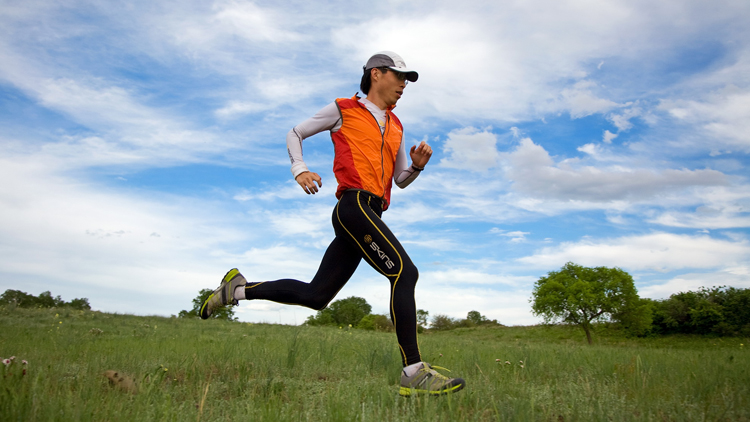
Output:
top-left (287, 102), bottom-right (342, 178)
top-left (394, 136), bottom-right (420, 189)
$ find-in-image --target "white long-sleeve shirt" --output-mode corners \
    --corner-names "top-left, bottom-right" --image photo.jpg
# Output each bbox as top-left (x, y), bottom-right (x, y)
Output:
top-left (286, 98), bottom-right (421, 189)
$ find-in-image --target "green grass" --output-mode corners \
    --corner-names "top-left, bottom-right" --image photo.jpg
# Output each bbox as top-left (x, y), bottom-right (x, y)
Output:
top-left (1, 306), bottom-right (748, 421)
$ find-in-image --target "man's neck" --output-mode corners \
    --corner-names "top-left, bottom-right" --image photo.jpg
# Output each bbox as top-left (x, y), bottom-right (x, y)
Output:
top-left (364, 94), bottom-right (390, 110)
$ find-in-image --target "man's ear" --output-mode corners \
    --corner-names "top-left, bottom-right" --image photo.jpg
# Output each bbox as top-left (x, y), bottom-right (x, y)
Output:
top-left (370, 67), bottom-right (381, 82)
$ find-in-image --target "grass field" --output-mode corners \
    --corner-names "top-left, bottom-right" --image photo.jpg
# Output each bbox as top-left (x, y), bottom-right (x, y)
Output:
top-left (1, 306), bottom-right (748, 421)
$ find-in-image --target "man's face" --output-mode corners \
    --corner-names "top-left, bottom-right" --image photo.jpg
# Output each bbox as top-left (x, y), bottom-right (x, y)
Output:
top-left (371, 68), bottom-right (407, 108)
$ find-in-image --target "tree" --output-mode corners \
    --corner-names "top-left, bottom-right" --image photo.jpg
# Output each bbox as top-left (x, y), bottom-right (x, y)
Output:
top-left (37, 291), bottom-right (65, 308)
top-left (416, 309), bottom-right (429, 329)
top-left (329, 296), bottom-right (372, 326)
top-left (305, 308), bottom-right (336, 326)
top-left (180, 288), bottom-right (237, 321)
top-left (430, 314), bottom-right (457, 331)
top-left (0, 289), bottom-right (91, 310)
top-left (305, 296), bottom-right (372, 327)
top-left (614, 297), bottom-right (653, 336)
top-left (467, 310), bottom-right (487, 325)
top-left (531, 262), bottom-right (645, 344)
top-left (68, 297), bottom-right (91, 311)
top-left (357, 314), bottom-right (394, 331)
top-left (0, 290), bottom-right (37, 307)
top-left (650, 286), bottom-right (750, 336)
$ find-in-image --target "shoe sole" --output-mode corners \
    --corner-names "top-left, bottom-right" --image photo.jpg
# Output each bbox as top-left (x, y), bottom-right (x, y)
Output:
top-left (399, 381), bottom-right (465, 397)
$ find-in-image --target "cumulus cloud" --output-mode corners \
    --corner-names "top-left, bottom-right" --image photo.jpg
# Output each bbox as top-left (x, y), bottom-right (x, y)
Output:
top-left (647, 185), bottom-right (750, 229)
top-left (211, 0), bottom-right (302, 43)
top-left (440, 127), bottom-right (500, 171)
top-left (607, 105), bottom-right (642, 132)
top-left (260, 204), bottom-right (333, 241)
top-left (504, 137), bottom-right (728, 202)
top-left (0, 46), bottom-right (230, 168)
top-left (661, 87), bottom-right (750, 153)
top-left (331, 2), bottom-right (641, 124)
top-left (518, 232), bottom-right (750, 272)
top-left (639, 266), bottom-right (750, 299)
top-left (603, 130), bottom-right (618, 144)
top-left (561, 80), bottom-right (621, 118)
top-left (0, 158), bottom-right (246, 313)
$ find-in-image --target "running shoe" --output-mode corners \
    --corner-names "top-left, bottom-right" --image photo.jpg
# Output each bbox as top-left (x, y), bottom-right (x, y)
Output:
top-left (399, 362), bottom-right (466, 396)
top-left (199, 268), bottom-right (246, 319)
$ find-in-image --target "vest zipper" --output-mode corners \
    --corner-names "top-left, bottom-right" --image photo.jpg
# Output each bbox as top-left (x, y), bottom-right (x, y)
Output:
top-left (380, 114), bottom-right (388, 204)
top-left (363, 105), bottom-right (388, 205)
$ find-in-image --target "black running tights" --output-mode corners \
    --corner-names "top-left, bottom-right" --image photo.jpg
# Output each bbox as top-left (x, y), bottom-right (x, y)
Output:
top-left (243, 190), bottom-right (421, 366)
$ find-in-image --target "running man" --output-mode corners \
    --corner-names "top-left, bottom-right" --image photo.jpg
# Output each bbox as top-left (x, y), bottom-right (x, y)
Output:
top-left (200, 51), bottom-right (465, 396)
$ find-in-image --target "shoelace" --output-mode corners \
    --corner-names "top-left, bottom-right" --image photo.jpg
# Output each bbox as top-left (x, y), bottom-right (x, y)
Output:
top-left (419, 364), bottom-right (452, 381)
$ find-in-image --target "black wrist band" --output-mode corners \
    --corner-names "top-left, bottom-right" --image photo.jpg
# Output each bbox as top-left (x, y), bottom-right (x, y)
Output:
top-left (411, 164), bottom-right (424, 172)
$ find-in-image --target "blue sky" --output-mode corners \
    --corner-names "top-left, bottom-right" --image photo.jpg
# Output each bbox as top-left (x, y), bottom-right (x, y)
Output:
top-left (1, 0), bottom-right (749, 325)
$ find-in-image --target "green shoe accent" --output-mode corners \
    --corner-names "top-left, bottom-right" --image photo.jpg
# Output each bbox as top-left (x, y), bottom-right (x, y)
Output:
top-left (199, 268), bottom-right (247, 320)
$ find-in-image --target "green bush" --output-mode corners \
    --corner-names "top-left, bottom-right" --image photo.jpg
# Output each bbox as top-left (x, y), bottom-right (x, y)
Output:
top-left (357, 314), bottom-right (394, 332)
top-left (0, 289), bottom-right (91, 310)
top-left (305, 296), bottom-right (371, 327)
top-left (430, 314), bottom-right (457, 331)
top-left (651, 286), bottom-right (750, 336)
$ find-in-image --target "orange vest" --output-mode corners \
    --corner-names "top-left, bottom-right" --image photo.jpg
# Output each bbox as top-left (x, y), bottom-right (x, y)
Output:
top-left (332, 96), bottom-right (403, 210)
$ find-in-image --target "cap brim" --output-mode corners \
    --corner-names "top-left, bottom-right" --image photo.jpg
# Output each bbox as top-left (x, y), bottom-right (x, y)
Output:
top-left (389, 67), bottom-right (419, 82)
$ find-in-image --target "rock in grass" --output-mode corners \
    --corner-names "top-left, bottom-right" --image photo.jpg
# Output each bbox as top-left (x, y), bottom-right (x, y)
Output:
top-left (103, 370), bottom-right (137, 393)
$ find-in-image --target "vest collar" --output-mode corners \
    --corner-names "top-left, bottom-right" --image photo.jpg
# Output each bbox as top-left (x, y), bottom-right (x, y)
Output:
top-left (352, 93), bottom-right (396, 111)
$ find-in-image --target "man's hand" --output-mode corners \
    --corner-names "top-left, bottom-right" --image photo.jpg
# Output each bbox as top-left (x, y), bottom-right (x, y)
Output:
top-left (410, 141), bottom-right (433, 169)
top-left (295, 171), bottom-right (322, 194)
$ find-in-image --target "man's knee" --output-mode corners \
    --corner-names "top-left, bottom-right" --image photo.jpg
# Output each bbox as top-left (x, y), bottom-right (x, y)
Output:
top-left (308, 293), bottom-right (334, 311)
top-left (400, 261), bottom-right (419, 286)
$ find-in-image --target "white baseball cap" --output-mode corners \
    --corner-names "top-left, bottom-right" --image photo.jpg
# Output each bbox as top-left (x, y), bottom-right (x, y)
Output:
top-left (363, 51), bottom-right (419, 82)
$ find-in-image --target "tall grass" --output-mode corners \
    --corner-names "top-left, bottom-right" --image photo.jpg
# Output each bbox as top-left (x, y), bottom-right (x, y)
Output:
top-left (1, 306), bottom-right (748, 421)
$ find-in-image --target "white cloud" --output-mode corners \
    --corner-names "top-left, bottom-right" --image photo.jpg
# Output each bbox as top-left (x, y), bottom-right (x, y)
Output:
top-left (505, 137), bottom-right (728, 202)
top-left (648, 186), bottom-right (750, 229)
top-left (650, 211), bottom-right (750, 229)
top-left (639, 266), bottom-right (750, 299)
top-left (518, 232), bottom-right (750, 272)
top-left (0, 158), bottom-right (249, 313)
top-left (490, 228), bottom-right (530, 243)
top-left (439, 127), bottom-right (500, 171)
top-left (234, 245), bottom-right (325, 281)
top-left (607, 105), bottom-right (642, 132)
top-left (577, 143), bottom-right (605, 159)
top-left (0, 47), bottom-right (229, 168)
top-left (261, 204), bottom-right (333, 241)
top-left (561, 80), bottom-right (621, 118)
top-left (216, 101), bottom-right (269, 119)
top-left (211, 0), bottom-right (302, 43)
top-left (661, 87), bottom-right (750, 153)
top-left (234, 183), bottom-right (304, 202)
top-left (332, 5), bottom-right (637, 124)
top-left (416, 282), bottom-right (537, 326)
top-left (349, 272), bottom-right (539, 325)
top-left (603, 130), bottom-right (618, 144)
